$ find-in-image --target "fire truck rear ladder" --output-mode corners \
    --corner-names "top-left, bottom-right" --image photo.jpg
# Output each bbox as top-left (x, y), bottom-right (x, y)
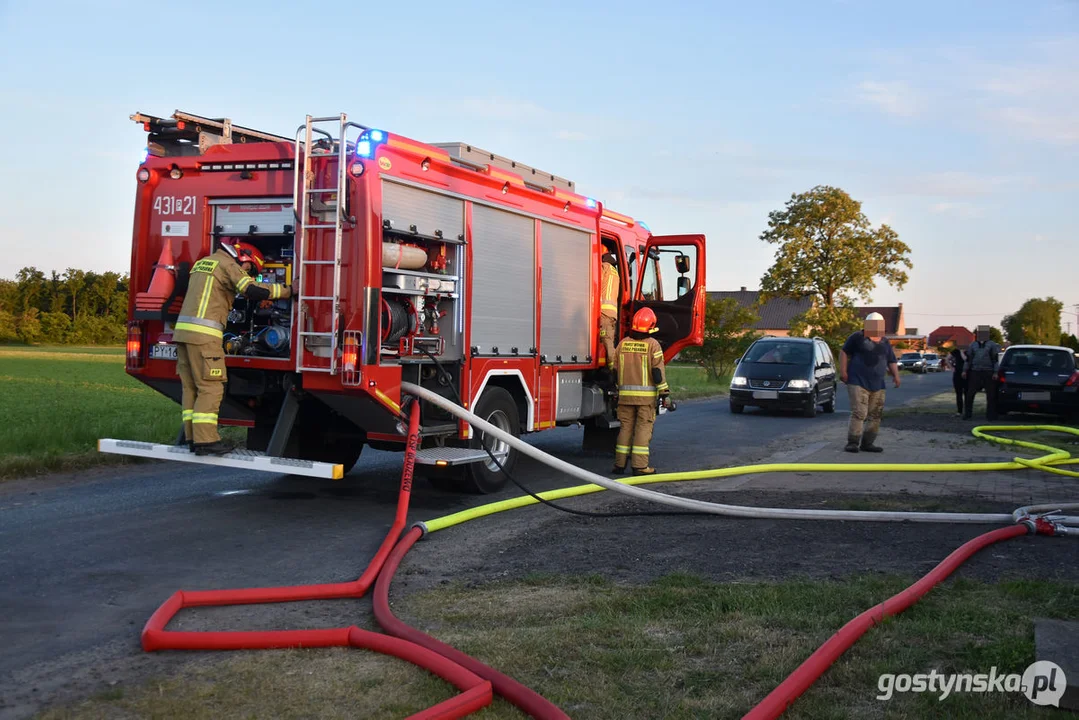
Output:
top-left (292, 114), bottom-right (358, 374)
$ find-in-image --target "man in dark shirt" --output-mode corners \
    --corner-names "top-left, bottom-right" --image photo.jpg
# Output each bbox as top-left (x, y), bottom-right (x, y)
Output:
top-left (949, 347), bottom-right (966, 416)
top-left (840, 312), bottom-right (901, 453)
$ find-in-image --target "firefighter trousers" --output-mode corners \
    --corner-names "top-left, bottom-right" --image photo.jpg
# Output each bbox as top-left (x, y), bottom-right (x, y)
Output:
top-left (176, 342), bottom-right (228, 445)
top-left (598, 315), bottom-right (617, 368)
top-left (614, 403), bottom-right (656, 470)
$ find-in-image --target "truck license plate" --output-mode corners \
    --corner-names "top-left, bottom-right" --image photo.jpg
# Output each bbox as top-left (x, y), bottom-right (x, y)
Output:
top-left (150, 344), bottom-right (178, 361)
top-left (753, 390), bottom-right (779, 400)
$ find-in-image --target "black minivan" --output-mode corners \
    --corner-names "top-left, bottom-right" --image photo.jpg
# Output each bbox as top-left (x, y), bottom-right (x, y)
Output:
top-left (729, 337), bottom-right (838, 417)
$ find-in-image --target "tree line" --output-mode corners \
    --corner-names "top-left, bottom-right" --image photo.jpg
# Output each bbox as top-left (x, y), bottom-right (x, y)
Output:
top-left (0, 268), bottom-right (130, 345)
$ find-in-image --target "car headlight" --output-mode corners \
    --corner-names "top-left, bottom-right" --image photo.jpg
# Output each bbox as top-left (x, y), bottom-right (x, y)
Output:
top-left (731, 377), bottom-right (747, 387)
top-left (788, 379), bottom-right (810, 389)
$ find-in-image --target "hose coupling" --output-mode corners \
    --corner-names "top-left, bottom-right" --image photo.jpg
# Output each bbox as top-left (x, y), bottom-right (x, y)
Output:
top-left (411, 521), bottom-right (430, 539)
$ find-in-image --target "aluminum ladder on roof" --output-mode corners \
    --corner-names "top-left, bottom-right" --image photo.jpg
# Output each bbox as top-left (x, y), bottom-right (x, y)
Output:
top-left (292, 114), bottom-right (350, 374)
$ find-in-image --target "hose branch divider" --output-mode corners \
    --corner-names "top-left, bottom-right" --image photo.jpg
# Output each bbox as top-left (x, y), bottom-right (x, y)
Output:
top-left (141, 399), bottom-right (495, 720)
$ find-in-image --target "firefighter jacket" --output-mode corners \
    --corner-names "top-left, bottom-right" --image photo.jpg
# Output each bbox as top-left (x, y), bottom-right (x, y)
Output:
top-left (613, 335), bottom-right (669, 406)
top-left (600, 262), bottom-right (620, 319)
top-left (173, 249), bottom-right (291, 345)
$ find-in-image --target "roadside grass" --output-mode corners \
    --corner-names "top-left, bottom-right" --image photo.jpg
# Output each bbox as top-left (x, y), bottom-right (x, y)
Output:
top-left (666, 363), bottom-right (729, 400)
top-left (40, 573), bottom-right (1078, 720)
top-left (0, 346), bottom-right (180, 479)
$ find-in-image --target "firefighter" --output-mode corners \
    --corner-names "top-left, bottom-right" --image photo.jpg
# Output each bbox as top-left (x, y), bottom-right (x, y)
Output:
top-left (598, 252), bottom-right (620, 371)
top-left (173, 239), bottom-right (292, 455)
top-left (611, 307), bottom-right (669, 476)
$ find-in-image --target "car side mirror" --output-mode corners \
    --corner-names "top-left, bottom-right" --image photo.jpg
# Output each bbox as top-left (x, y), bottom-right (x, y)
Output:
top-left (675, 254), bottom-right (691, 274)
top-left (677, 276), bottom-right (690, 297)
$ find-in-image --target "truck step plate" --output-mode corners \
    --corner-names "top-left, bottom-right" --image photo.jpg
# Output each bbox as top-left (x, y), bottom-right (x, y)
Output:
top-left (97, 439), bottom-right (344, 479)
top-left (414, 447), bottom-right (508, 466)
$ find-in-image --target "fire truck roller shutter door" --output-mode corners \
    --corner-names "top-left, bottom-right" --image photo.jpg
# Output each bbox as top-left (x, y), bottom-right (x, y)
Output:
top-left (470, 205), bottom-right (535, 355)
top-left (540, 222), bottom-right (592, 362)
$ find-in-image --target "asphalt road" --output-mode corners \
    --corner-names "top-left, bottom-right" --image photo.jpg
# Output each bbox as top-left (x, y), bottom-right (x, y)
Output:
top-left (0, 370), bottom-right (953, 717)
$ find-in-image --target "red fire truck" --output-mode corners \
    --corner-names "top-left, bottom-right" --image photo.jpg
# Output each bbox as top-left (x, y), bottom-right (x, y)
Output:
top-left (117, 110), bottom-right (706, 491)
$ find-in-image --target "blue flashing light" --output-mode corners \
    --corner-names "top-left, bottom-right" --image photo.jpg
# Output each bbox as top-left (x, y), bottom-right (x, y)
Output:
top-left (356, 140), bottom-right (373, 158)
top-left (142, 147), bottom-right (149, 164)
top-left (638, 221), bottom-right (651, 232)
top-left (369, 129), bottom-right (384, 142)
top-left (585, 197), bottom-right (597, 209)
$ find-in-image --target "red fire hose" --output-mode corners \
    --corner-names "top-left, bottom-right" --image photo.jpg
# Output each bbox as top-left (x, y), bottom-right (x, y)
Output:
top-left (374, 526), bottom-right (573, 720)
top-left (743, 522), bottom-right (1044, 719)
top-left (141, 400), bottom-right (494, 719)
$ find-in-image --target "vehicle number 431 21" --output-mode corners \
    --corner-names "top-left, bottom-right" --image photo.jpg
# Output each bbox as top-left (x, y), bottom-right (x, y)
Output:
top-left (153, 195), bottom-right (197, 216)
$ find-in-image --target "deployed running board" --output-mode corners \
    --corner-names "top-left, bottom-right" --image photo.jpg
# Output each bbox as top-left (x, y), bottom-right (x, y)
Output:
top-left (98, 439), bottom-right (344, 479)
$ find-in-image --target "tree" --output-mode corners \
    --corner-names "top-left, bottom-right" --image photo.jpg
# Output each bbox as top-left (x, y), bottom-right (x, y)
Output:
top-left (988, 327), bottom-right (1004, 345)
top-left (684, 297), bottom-right (762, 381)
top-left (1001, 298), bottom-right (1063, 345)
top-left (759, 186), bottom-right (912, 309)
top-left (1060, 333), bottom-right (1079, 352)
top-left (64, 268), bottom-right (87, 320)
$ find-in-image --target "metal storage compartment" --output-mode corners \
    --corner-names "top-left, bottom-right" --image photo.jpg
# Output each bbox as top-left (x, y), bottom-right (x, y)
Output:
top-left (539, 221), bottom-right (592, 362)
top-left (470, 205), bottom-right (535, 355)
top-left (381, 181), bottom-right (465, 240)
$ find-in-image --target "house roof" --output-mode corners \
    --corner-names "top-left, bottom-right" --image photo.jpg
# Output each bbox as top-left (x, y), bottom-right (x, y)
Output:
top-left (928, 325), bottom-right (975, 347)
top-left (855, 306), bottom-right (903, 335)
top-left (708, 289), bottom-right (813, 330)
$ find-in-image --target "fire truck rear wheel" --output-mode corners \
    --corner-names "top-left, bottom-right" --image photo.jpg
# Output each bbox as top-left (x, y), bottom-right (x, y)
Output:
top-left (463, 387), bottom-right (520, 493)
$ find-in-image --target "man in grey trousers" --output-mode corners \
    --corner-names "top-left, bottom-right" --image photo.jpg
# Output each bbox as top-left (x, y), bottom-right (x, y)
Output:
top-left (840, 312), bottom-right (901, 452)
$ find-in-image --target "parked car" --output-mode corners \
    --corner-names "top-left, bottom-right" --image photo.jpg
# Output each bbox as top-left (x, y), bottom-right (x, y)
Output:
top-left (923, 352), bottom-right (944, 372)
top-left (898, 352), bottom-right (928, 373)
top-left (992, 345), bottom-right (1079, 420)
top-left (729, 337), bottom-right (837, 417)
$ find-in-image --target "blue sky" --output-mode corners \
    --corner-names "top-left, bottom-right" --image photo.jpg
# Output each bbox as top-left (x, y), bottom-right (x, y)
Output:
top-left (1, 0), bottom-right (1076, 333)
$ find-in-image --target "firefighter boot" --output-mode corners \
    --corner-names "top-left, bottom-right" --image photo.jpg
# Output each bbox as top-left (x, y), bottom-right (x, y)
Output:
top-left (633, 467), bottom-right (657, 476)
top-left (194, 440), bottom-right (234, 457)
top-left (611, 463), bottom-right (628, 475)
top-left (844, 434), bottom-right (861, 453)
top-left (860, 432), bottom-right (884, 453)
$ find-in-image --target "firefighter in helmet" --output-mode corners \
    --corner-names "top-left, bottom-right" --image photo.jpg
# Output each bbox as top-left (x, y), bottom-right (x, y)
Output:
top-left (611, 307), bottom-right (669, 476)
top-left (173, 239), bottom-right (292, 456)
top-left (598, 252), bottom-right (620, 371)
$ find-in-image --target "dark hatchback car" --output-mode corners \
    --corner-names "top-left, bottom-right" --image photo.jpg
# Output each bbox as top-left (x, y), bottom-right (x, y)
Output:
top-left (729, 337), bottom-right (838, 417)
top-left (992, 345), bottom-right (1079, 420)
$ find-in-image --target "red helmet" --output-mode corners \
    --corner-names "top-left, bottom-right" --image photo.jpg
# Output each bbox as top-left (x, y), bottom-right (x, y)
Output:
top-left (631, 307), bottom-right (659, 334)
top-left (221, 238), bottom-right (265, 272)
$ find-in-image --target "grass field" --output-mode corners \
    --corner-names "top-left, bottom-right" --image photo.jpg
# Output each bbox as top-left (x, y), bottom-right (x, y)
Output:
top-left (0, 346), bottom-right (179, 479)
top-left (41, 573), bottom-right (1076, 719)
top-left (665, 363), bottom-right (730, 400)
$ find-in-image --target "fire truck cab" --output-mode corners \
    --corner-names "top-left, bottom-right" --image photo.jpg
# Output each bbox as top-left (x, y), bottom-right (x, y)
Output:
top-left (122, 110), bottom-right (707, 492)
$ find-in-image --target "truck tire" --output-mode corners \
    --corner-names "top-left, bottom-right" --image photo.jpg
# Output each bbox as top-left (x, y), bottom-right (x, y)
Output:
top-left (298, 432), bottom-right (363, 475)
top-left (462, 387), bottom-right (520, 493)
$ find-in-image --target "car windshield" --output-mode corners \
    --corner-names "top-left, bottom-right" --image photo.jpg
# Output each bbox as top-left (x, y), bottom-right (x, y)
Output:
top-left (924, 354), bottom-right (937, 360)
top-left (1001, 349), bottom-right (1076, 372)
top-left (901, 353), bottom-right (922, 360)
top-left (743, 342), bottom-right (812, 365)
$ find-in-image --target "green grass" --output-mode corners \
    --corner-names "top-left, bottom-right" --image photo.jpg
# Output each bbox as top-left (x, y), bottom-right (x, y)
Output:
top-left (0, 346), bottom-right (180, 479)
top-left (39, 573), bottom-right (1079, 719)
top-left (665, 363), bottom-right (729, 400)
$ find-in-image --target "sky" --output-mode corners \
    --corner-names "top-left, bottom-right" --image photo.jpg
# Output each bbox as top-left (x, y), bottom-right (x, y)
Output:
top-left (1, 0), bottom-right (1077, 335)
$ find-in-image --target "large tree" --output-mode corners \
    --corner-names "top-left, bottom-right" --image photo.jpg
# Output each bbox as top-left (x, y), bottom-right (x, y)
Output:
top-left (684, 297), bottom-right (762, 381)
top-left (1002, 298), bottom-right (1063, 345)
top-left (759, 186), bottom-right (912, 309)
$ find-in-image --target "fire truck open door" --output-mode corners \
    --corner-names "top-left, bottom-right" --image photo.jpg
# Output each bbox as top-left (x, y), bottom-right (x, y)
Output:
top-left (631, 234), bottom-right (707, 362)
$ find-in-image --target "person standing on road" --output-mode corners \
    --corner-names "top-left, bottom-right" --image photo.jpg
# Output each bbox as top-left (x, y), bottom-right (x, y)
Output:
top-left (174, 239), bottom-right (292, 456)
top-left (611, 307), bottom-right (669, 476)
top-left (840, 312), bottom-right (901, 453)
top-left (949, 346), bottom-right (966, 416)
top-left (598, 252), bottom-right (620, 373)
top-left (962, 326), bottom-right (1001, 420)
